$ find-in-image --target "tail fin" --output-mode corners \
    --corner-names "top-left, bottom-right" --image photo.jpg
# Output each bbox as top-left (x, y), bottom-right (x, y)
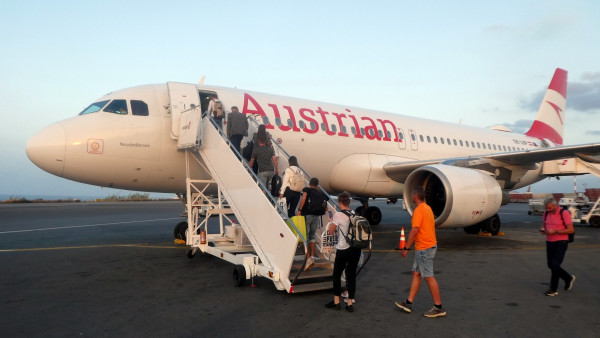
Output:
top-left (525, 68), bottom-right (568, 145)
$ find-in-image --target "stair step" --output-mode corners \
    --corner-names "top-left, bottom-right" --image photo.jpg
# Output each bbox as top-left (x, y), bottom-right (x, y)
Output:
top-left (295, 269), bottom-right (332, 279)
top-left (290, 281), bottom-right (332, 293)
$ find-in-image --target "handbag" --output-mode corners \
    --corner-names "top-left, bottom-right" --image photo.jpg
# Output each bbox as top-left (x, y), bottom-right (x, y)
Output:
top-left (289, 215), bottom-right (307, 242)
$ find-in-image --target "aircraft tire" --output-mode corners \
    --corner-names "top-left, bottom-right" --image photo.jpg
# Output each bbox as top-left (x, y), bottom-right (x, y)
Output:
top-left (174, 221), bottom-right (188, 241)
top-left (481, 214), bottom-right (501, 235)
top-left (366, 206), bottom-right (382, 225)
top-left (463, 224), bottom-right (481, 234)
top-left (233, 265), bottom-right (247, 287)
top-left (589, 216), bottom-right (600, 228)
top-left (355, 206), bottom-right (365, 216)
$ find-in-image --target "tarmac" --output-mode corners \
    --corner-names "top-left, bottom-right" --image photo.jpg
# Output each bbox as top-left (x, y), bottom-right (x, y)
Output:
top-left (1, 200), bottom-right (599, 337)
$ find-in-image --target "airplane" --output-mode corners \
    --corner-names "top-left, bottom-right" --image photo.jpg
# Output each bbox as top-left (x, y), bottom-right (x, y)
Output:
top-left (26, 68), bottom-right (600, 236)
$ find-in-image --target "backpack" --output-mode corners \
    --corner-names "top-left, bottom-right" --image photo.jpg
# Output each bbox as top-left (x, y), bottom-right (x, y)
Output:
top-left (543, 207), bottom-right (574, 243)
top-left (306, 188), bottom-right (327, 215)
top-left (214, 101), bottom-right (224, 118)
top-left (341, 210), bottom-right (372, 249)
top-left (271, 174), bottom-right (282, 197)
top-left (289, 167), bottom-right (305, 192)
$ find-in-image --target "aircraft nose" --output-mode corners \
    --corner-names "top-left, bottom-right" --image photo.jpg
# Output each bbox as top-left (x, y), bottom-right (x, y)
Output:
top-left (26, 123), bottom-right (66, 177)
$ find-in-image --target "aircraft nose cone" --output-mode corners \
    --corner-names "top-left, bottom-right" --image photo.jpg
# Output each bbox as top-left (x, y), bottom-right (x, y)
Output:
top-left (26, 123), bottom-right (66, 177)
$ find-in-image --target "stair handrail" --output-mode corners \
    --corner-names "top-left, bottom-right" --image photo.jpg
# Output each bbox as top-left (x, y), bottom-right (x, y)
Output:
top-left (245, 115), bottom-right (372, 278)
top-left (201, 113), bottom-right (308, 248)
top-left (245, 115), bottom-right (341, 212)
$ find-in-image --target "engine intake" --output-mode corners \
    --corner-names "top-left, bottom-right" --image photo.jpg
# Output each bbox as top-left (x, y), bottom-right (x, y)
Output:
top-left (403, 164), bottom-right (502, 228)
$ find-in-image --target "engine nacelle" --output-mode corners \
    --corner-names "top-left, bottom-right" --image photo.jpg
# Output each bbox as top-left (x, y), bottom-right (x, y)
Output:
top-left (403, 164), bottom-right (502, 228)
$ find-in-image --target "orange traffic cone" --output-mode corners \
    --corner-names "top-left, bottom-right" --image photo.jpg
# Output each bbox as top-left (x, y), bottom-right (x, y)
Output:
top-left (395, 227), bottom-right (406, 250)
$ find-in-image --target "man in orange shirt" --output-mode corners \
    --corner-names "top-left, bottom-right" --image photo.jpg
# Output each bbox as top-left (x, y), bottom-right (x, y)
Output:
top-left (395, 187), bottom-right (446, 318)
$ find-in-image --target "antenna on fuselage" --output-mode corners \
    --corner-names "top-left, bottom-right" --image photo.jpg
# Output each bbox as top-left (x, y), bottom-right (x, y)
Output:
top-left (198, 75), bottom-right (206, 85)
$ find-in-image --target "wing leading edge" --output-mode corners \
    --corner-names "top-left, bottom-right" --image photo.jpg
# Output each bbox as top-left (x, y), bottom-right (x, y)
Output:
top-left (384, 143), bottom-right (600, 183)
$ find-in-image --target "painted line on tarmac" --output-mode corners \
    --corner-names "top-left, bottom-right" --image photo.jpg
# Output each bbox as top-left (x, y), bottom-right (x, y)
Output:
top-left (372, 243), bottom-right (600, 253)
top-left (0, 217), bottom-right (181, 234)
top-left (0, 243), bottom-right (184, 253)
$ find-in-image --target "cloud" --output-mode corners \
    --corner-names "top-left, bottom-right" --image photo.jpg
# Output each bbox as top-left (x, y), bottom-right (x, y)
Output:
top-left (490, 119), bottom-right (533, 134)
top-left (519, 72), bottom-right (600, 113)
top-left (586, 130), bottom-right (600, 136)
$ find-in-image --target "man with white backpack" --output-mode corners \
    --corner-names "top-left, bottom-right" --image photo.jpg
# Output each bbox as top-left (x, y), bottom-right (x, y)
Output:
top-left (279, 156), bottom-right (305, 218)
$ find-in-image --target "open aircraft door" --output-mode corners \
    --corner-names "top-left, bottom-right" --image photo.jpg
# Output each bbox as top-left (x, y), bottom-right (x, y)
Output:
top-left (168, 82), bottom-right (201, 140)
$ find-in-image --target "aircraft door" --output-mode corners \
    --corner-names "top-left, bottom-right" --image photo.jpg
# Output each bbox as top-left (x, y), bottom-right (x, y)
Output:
top-left (167, 82), bottom-right (201, 140)
top-left (397, 128), bottom-right (406, 150)
top-left (408, 129), bottom-right (418, 151)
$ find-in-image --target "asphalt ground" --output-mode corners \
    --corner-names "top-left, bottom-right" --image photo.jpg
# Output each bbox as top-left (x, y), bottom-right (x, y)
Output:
top-left (1, 200), bottom-right (599, 337)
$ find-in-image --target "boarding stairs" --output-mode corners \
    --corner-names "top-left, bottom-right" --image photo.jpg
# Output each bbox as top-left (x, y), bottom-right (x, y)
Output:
top-left (177, 111), bottom-right (341, 292)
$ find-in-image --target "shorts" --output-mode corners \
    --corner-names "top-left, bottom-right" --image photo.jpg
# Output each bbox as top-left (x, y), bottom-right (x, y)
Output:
top-left (305, 214), bottom-right (321, 243)
top-left (412, 245), bottom-right (437, 278)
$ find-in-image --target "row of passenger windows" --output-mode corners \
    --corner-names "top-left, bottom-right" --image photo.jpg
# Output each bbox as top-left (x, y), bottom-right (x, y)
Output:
top-left (270, 116), bottom-right (530, 152)
top-left (79, 99), bottom-right (149, 116)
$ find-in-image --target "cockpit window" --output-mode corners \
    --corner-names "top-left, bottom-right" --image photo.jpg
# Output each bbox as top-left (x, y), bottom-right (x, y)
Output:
top-left (131, 100), bottom-right (149, 116)
top-left (79, 100), bottom-right (109, 115)
top-left (104, 99), bottom-right (128, 115)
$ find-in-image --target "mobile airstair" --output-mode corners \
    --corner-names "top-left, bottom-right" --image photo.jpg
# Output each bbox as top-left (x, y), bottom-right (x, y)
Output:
top-left (170, 84), bottom-right (356, 292)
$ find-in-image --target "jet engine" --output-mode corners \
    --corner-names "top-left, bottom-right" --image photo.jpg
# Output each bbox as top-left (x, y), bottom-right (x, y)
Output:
top-left (403, 164), bottom-right (502, 228)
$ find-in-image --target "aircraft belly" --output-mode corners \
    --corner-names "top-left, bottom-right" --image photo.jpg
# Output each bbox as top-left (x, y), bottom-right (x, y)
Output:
top-left (329, 154), bottom-right (404, 197)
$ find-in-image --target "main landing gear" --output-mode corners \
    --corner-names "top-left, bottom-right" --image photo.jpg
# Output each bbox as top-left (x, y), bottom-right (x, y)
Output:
top-left (463, 214), bottom-right (501, 235)
top-left (354, 197), bottom-right (382, 225)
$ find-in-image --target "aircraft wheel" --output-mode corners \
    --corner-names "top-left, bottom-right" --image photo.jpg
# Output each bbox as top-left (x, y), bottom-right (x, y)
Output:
top-left (186, 247), bottom-right (196, 259)
top-left (463, 224), bottom-right (481, 234)
top-left (174, 222), bottom-right (188, 241)
top-left (366, 206), bottom-right (382, 225)
top-left (481, 214), bottom-right (501, 235)
top-left (590, 216), bottom-right (600, 228)
top-left (233, 265), bottom-right (247, 287)
top-left (355, 206), bottom-right (365, 216)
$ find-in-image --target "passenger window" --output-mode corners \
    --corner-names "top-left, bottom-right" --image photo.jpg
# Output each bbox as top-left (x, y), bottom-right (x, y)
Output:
top-left (321, 123), bottom-right (326, 131)
top-left (287, 119), bottom-right (293, 127)
top-left (331, 124), bottom-right (338, 133)
top-left (465, 141), bottom-right (469, 147)
top-left (477, 142), bottom-right (481, 148)
top-left (351, 127), bottom-right (356, 135)
top-left (419, 135), bottom-right (424, 142)
top-left (427, 136), bottom-right (431, 143)
top-left (341, 125), bottom-right (347, 134)
top-left (482, 143), bottom-right (486, 149)
top-left (447, 138), bottom-right (451, 145)
top-left (412, 134), bottom-right (416, 141)
top-left (275, 117), bottom-right (282, 126)
top-left (104, 99), bottom-right (128, 115)
top-left (434, 137), bottom-right (438, 144)
top-left (386, 131), bottom-right (391, 139)
top-left (360, 128), bottom-right (365, 135)
top-left (310, 122), bottom-right (316, 130)
top-left (471, 141), bottom-right (475, 147)
top-left (453, 139), bottom-right (457, 146)
top-left (299, 121), bottom-right (306, 129)
top-left (263, 116), bottom-right (270, 125)
top-left (80, 100), bottom-right (109, 115)
top-left (378, 130), bottom-right (383, 138)
top-left (131, 100), bottom-right (149, 116)
top-left (459, 140), bottom-right (463, 146)
top-left (440, 137), bottom-right (444, 144)
top-left (398, 131), bottom-right (404, 140)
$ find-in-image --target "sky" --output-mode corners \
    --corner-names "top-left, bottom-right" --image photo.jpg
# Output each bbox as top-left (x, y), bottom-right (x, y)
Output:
top-left (1, 0), bottom-right (600, 199)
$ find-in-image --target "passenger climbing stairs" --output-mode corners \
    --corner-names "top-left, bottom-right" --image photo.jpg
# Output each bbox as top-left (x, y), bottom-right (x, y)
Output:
top-left (167, 82), bottom-right (370, 292)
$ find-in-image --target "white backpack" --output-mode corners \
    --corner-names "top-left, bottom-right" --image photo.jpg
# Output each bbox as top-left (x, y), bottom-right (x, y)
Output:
top-left (289, 167), bottom-right (305, 192)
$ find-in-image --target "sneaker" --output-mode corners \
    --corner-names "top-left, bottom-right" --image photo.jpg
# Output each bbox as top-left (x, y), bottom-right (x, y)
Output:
top-left (565, 275), bottom-right (576, 291)
top-left (325, 301), bottom-right (340, 310)
top-left (395, 300), bottom-right (412, 313)
top-left (545, 289), bottom-right (558, 296)
top-left (304, 257), bottom-right (314, 271)
top-left (341, 290), bottom-right (348, 298)
top-left (343, 298), bottom-right (356, 303)
top-left (424, 306), bottom-right (446, 318)
top-left (345, 305), bottom-right (354, 312)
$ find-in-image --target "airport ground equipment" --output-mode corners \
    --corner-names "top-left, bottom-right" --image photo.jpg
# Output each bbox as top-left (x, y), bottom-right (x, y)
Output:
top-left (170, 86), bottom-right (370, 292)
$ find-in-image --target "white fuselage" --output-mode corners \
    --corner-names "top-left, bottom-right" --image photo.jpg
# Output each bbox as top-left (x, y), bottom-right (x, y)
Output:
top-left (26, 83), bottom-right (545, 197)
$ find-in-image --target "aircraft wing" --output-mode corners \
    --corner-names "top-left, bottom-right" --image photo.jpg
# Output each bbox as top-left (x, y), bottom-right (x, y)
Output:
top-left (384, 143), bottom-right (600, 183)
